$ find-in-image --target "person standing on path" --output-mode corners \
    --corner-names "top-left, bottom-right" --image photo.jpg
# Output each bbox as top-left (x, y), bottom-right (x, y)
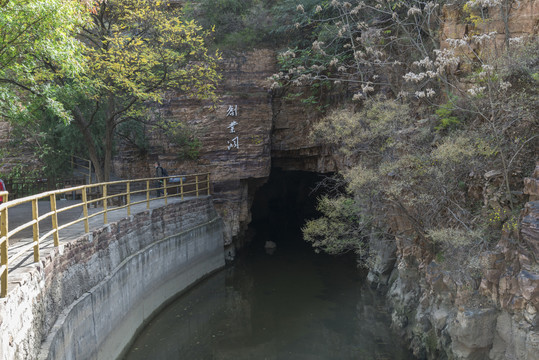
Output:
top-left (154, 162), bottom-right (165, 197)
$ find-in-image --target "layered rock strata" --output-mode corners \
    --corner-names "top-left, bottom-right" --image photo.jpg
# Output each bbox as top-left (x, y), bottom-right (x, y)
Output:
top-left (441, 0), bottom-right (539, 50)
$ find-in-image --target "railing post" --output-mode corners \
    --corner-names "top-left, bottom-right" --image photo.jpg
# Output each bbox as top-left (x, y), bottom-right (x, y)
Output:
top-left (50, 194), bottom-right (59, 247)
top-left (195, 175), bottom-right (199, 197)
top-left (164, 178), bottom-right (168, 205)
top-left (1, 206), bottom-right (9, 297)
top-left (88, 160), bottom-right (92, 184)
top-left (32, 198), bottom-right (40, 263)
top-left (207, 173), bottom-right (210, 195)
top-left (82, 187), bottom-right (89, 233)
top-left (146, 180), bottom-right (150, 209)
top-left (180, 177), bottom-right (184, 200)
top-left (103, 184), bottom-right (108, 224)
top-left (127, 182), bottom-right (131, 216)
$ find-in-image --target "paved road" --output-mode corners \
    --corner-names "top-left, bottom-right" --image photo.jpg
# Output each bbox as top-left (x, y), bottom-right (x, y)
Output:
top-left (8, 199), bottom-right (83, 241)
top-left (5, 194), bottom-right (196, 271)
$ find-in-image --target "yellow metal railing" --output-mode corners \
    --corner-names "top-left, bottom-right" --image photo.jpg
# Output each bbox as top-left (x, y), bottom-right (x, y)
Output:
top-left (71, 155), bottom-right (93, 184)
top-left (0, 173), bottom-right (210, 297)
top-left (0, 191), bottom-right (7, 204)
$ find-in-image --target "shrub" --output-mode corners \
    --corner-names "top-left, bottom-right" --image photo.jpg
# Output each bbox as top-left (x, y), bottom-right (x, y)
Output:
top-left (302, 195), bottom-right (369, 257)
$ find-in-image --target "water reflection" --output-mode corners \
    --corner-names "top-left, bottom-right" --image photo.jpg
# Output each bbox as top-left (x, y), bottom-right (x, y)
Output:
top-left (123, 241), bottom-right (415, 360)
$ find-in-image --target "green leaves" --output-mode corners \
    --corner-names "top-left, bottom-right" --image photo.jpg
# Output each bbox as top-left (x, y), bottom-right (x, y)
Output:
top-left (302, 195), bottom-right (367, 256)
top-left (0, 0), bottom-right (88, 120)
top-left (83, 0), bottom-right (220, 104)
top-left (1, 0), bottom-right (220, 182)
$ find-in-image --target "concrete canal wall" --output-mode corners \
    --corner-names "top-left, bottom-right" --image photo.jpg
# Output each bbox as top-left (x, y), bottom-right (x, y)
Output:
top-left (0, 197), bottom-right (224, 360)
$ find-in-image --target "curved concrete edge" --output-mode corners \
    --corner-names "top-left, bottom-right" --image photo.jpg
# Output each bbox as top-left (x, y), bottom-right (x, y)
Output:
top-left (0, 197), bottom-right (224, 360)
top-left (37, 217), bottom-right (224, 360)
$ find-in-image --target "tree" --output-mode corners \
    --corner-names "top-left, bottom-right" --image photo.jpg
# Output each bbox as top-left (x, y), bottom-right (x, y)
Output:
top-left (270, 0), bottom-right (444, 98)
top-left (0, 0), bottom-right (88, 121)
top-left (68, 0), bottom-right (220, 181)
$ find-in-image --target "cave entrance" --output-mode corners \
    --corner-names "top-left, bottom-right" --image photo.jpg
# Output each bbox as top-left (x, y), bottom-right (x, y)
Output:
top-left (247, 168), bottom-right (332, 252)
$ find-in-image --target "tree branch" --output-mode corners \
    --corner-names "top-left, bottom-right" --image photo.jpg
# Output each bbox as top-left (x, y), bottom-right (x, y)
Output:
top-left (0, 78), bottom-right (41, 96)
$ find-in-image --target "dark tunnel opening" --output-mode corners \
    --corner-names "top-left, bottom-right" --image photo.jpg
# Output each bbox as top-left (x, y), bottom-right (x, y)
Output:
top-left (246, 168), bottom-right (333, 252)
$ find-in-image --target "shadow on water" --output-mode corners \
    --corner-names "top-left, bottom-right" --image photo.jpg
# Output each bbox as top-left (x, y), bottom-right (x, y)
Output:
top-left (123, 170), bottom-right (416, 359)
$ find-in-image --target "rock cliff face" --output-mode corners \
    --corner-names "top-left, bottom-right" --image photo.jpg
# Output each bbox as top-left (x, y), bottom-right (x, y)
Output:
top-left (113, 49), bottom-right (339, 249)
top-left (441, 0), bottom-right (539, 50)
top-left (0, 3), bottom-right (536, 357)
top-left (377, 4), bottom-right (539, 358)
top-left (113, 49), bottom-right (277, 249)
top-left (379, 164), bottom-right (539, 360)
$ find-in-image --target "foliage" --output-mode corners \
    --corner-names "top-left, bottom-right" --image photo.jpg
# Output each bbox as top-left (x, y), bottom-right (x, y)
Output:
top-left (0, 0), bottom-right (88, 121)
top-left (434, 101), bottom-right (461, 131)
top-left (157, 119), bottom-right (203, 160)
top-left (275, 0), bottom-right (539, 268)
top-left (116, 120), bottom-right (150, 157)
top-left (311, 96), bottom-right (414, 163)
top-left (0, 163), bottom-right (40, 182)
top-left (184, 0), bottom-right (273, 50)
top-left (428, 227), bottom-right (486, 248)
top-left (303, 195), bottom-right (369, 257)
top-left (427, 226), bottom-right (490, 272)
top-left (268, 0), bottom-right (339, 49)
top-left (302, 89), bottom-right (534, 267)
top-left (4, 89), bottom-right (98, 179)
top-left (184, 0), bottom-right (335, 50)
top-left (270, 0), bottom-right (445, 99)
top-left (1, 0), bottom-right (220, 182)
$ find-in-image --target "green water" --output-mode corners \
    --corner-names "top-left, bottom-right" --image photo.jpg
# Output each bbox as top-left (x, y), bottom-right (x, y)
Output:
top-left (122, 236), bottom-right (415, 360)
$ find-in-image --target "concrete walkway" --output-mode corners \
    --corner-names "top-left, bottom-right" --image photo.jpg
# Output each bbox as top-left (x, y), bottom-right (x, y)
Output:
top-left (6, 194), bottom-right (198, 271)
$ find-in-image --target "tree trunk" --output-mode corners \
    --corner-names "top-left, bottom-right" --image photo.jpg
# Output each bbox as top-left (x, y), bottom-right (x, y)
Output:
top-left (103, 95), bottom-right (117, 182)
top-left (73, 108), bottom-right (104, 182)
top-left (501, 0), bottom-right (511, 51)
top-left (104, 116), bottom-right (114, 182)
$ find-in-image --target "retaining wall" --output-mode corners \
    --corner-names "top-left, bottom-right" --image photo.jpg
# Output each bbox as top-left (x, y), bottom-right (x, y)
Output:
top-left (0, 197), bottom-right (224, 360)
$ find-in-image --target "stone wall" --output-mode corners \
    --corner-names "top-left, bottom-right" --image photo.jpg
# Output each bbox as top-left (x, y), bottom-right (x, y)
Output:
top-left (0, 197), bottom-right (224, 360)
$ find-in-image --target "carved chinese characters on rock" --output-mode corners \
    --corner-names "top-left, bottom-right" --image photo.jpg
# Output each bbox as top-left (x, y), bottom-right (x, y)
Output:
top-left (226, 105), bottom-right (239, 150)
top-left (227, 120), bottom-right (238, 133)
